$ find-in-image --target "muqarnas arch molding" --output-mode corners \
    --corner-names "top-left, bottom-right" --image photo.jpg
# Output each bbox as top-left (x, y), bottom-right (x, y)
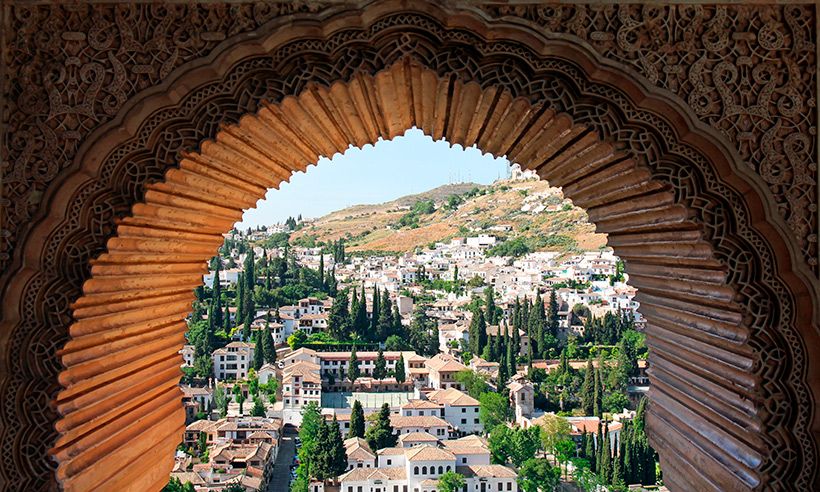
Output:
top-left (0, 2), bottom-right (817, 491)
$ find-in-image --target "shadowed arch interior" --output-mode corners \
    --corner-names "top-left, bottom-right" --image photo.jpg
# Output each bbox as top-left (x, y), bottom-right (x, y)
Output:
top-left (58, 59), bottom-right (752, 492)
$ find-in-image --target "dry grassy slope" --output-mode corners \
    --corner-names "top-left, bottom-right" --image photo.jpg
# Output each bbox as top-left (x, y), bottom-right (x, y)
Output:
top-left (291, 179), bottom-right (607, 253)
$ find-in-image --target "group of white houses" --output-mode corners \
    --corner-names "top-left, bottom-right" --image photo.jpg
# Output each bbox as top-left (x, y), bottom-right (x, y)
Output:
top-left (280, 348), bottom-right (473, 427)
top-left (331, 435), bottom-right (518, 492)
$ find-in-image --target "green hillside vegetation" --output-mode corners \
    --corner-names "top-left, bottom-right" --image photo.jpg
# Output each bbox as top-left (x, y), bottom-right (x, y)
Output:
top-left (288, 178), bottom-right (606, 255)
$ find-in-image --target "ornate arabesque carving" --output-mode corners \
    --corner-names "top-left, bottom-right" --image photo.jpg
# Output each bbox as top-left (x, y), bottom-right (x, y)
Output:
top-left (477, 4), bottom-right (818, 272)
top-left (1, 3), bottom-right (816, 280)
top-left (0, 2), bottom-right (817, 491)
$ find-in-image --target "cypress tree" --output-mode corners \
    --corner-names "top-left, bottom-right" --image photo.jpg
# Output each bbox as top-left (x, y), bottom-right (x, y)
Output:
top-left (253, 333), bottom-right (264, 370)
top-left (349, 288), bottom-right (359, 326)
top-left (484, 285), bottom-right (497, 325)
top-left (242, 299), bottom-right (253, 342)
top-left (352, 285), bottom-right (369, 339)
top-left (511, 316), bottom-right (521, 360)
top-left (376, 289), bottom-right (393, 341)
top-left (528, 295), bottom-right (543, 358)
top-left (622, 420), bottom-right (634, 485)
top-left (313, 418), bottom-right (332, 480)
top-left (600, 422), bottom-right (612, 484)
top-left (506, 322), bottom-right (516, 378)
top-left (585, 429), bottom-right (597, 472)
top-left (593, 367), bottom-right (603, 418)
top-left (370, 286), bottom-right (380, 338)
top-left (211, 261), bottom-right (223, 329)
top-left (328, 289), bottom-right (351, 340)
top-left (581, 359), bottom-right (595, 416)
top-left (365, 403), bottom-right (397, 450)
top-left (391, 303), bottom-right (402, 338)
top-left (547, 289), bottom-right (559, 337)
top-left (328, 416), bottom-right (348, 477)
top-left (469, 308), bottom-right (487, 356)
top-left (347, 347), bottom-right (360, 382)
top-left (612, 439), bottom-right (625, 488)
top-left (261, 320), bottom-right (276, 364)
top-left (373, 348), bottom-right (387, 380)
top-left (318, 253), bottom-right (325, 290)
top-left (202, 301), bottom-right (216, 356)
top-left (349, 400), bottom-right (366, 438)
top-left (223, 304), bottom-right (231, 335)
top-left (236, 272), bottom-right (244, 326)
top-left (394, 354), bottom-right (406, 383)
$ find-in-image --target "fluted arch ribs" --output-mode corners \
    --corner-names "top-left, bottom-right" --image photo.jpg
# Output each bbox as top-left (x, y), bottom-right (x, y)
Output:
top-left (55, 59), bottom-right (756, 491)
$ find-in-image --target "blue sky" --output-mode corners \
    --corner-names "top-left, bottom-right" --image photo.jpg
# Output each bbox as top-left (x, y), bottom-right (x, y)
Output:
top-left (236, 129), bottom-right (511, 228)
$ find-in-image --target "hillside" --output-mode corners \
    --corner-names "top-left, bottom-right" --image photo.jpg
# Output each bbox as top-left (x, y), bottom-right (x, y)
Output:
top-left (290, 179), bottom-right (607, 255)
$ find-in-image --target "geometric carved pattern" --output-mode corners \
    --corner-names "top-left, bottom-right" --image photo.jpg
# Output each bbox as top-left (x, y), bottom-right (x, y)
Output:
top-left (0, 2), bottom-right (817, 491)
top-left (1, 3), bottom-right (816, 278)
top-left (478, 4), bottom-right (819, 273)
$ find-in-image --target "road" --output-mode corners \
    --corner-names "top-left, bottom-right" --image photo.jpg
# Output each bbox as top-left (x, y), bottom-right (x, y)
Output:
top-left (268, 427), bottom-right (296, 492)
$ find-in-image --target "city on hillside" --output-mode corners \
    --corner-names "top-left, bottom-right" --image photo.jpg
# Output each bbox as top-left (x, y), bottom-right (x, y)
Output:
top-left (166, 168), bottom-right (661, 492)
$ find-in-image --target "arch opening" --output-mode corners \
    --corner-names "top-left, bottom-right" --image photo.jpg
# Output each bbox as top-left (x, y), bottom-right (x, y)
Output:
top-left (57, 60), bottom-right (760, 491)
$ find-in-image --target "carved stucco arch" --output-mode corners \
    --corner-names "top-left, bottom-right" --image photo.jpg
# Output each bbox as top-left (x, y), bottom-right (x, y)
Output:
top-left (0, 2), bottom-right (817, 491)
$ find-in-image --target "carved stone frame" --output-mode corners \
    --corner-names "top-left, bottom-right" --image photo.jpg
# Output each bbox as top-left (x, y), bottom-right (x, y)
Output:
top-left (0, 1), bottom-right (817, 491)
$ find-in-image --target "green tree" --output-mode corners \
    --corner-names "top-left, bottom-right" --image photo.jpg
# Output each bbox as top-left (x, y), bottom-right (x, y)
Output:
top-left (348, 347), bottom-right (360, 382)
top-left (376, 289), bottom-right (394, 341)
top-left (214, 383), bottom-right (228, 418)
top-left (288, 329), bottom-right (308, 350)
top-left (163, 477), bottom-right (196, 492)
top-left (251, 395), bottom-right (266, 417)
top-left (469, 308), bottom-right (488, 356)
top-left (352, 285), bottom-right (369, 338)
top-left (385, 334), bottom-right (409, 351)
top-left (585, 429), bottom-right (597, 473)
top-left (518, 458), bottom-right (560, 492)
top-left (478, 392), bottom-right (509, 433)
top-left (348, 400), bottom-right (365, 438)
top-left (373, 348), bottom-right (387, 380)
top-left (409, 304), bottom-right (438, 356)
top-left (328, 290), bottom-right (351, 340)
top-left (555, 439), bottom-right (576, 480)
top-left (394, 353), bottom-right (406, 383)
top-left (253, 336), bottom-right (264, 370)
top-left (488, 425), bottom-right (512, 464)
top-left (438, 471), bottom-right (466, 492)
top-left (370, 286), bottom-right (380, 337)
top-left (365, 403), bottom-right (397, 450)
top-left (455, 370), bottom-right (488, 399)
top-left (599, 424), bottom-right (612, 484)
top-left (581, 359), bottom-right (595, 416)
top-left (593, 367), bottom-right (603, 418)
top-left (484, 285), bottom-right (498, 325)
top-left (232, 384), bottom-right (246, 415)
top-left (327, 416), bottom-right (348, 477)
top-left (318, 253), bottom-right (325, 289)
top-left (511, 426), bottom-right (542, 467)
top-left (261, 319), bottom-right (277, 364)
top-left (547, 289), bottom-right (559, 337)
top-left (538, 413), bottom-right (571, 465)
